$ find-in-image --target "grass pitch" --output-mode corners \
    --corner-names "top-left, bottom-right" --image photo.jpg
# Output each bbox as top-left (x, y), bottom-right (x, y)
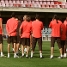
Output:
top-left (0, 40), bottom-right (67, 67)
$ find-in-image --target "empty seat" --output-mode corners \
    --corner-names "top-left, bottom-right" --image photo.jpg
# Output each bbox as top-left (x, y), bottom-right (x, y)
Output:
top-left (50, 1), bottom-right (56, 8)
top-left (9, 0), bottom-right (13, 7)
top-left (9, 0), bottom-right (13, 4)
top-left (41, 2), bottom-right (46, 8)
top-left (26, 1), bottom-right (32, 7)
top-left (59, 2), bottom-right (65, 8)
top-left (65, 2), bottom-right (67, 8)
top-left (47, 28), bottom-right (51, 34)
top-left (13, 0), bottom-right (16, 4)
top-left (0, 3), bottom-right (2, 7)
top-left (54, 1), bottom-right (60, 8)
top-left (20, 0), bottom-right (23, 4)
top-left (1, 2), bottom-right (5, 7)
top-left (48, 35), bottom-right (51, 41)
top-left (16, 0), bottom-right (21, 4)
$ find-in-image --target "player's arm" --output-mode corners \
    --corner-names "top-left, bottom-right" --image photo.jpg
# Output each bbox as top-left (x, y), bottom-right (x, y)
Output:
top-left (9, 21), bottom-right (18, 34)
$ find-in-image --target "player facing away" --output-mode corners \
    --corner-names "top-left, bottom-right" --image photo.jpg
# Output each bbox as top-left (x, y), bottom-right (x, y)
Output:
top-left (64, 17), bottom-right (67, 52)
top-left (31, 14), bottom-right (44, 58)
top-left (6, 13), bottom-right (19, 58)
top-left (49, 14), bottom-right (62, 59)
top-left (12, 16), bottom-right (22, 55)
top-left (60, 22), bottom-right (67, 58)
top-left (20, 15), bottom-right (32, 58)
top-left (0, 13), bottom-right (6, 57)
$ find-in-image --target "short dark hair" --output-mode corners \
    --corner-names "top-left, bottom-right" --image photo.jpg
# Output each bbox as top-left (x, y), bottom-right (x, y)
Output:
top-left (11, 12), bottom-right (16, 17)
top-left (53, 14), bottom-right (58, 20)
top-left (35, 14), bottom-right (40, 19)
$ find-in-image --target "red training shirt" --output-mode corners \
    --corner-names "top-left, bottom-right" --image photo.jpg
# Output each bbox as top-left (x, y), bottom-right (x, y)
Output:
top-left (32, 20), bottom-right (43, 38)
top-left (49, 19), bottom-right (62, 37)
top-left (0, 18), bottom-right (2, 34)
top-left (20, 20), bottom-right (32, 38)
top-left (6, 17), bottom-right (18, 36)
top-left (60, 23), bottom-right (66, 40)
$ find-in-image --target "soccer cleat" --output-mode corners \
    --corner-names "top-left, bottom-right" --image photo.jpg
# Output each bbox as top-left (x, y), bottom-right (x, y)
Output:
top-left (14, 55), bottom-right (19, 58)
top-left (40, 56), bottom-right (43, 59)
top-left (1, 54), bottom-right (6, 57)
top-left (58, 56), bottom-right (63, 59)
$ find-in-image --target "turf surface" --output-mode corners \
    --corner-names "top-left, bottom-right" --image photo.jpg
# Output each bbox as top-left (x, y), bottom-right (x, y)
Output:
top-left (0, 40), bottom-right (67, 67)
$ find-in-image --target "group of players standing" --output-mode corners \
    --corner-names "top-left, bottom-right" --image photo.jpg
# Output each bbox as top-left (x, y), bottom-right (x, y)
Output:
top-left (0, 12), bottom-right (67, 59)
top-left (49, 15), bottom-right (67, 59)
top-left (0, 12), bottom-right (43, 58)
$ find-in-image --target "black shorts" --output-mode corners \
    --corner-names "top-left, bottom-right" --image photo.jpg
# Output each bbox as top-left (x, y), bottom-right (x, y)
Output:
top-left (65, 37), bottom-right (67, 45)
top-left (16, 35), bottom-right (20, 43)
top-left (32, 37), bottom-right (42, 51)
top-left (0, 34), bottom-right (3, 44)
top-left (7, 36), bottom-right (17, 44)
top-left (61, 40), bottom-right (65, 46)
top-left (51, 37), bottom-right (61, 49)
top-left (20, 38), bottom-right (30, 46)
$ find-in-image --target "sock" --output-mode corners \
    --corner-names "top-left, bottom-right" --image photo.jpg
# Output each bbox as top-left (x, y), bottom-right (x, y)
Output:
top-left (26, 54), bottom-right (28, 57)
top-left (40, 53), bottom-right (42, 58)
top-left (31, 51), bottom-right (33, 57)
top-left (22, 53), bottom-right (24, 56)
top-left (50, 55), bottom-right (53, 58)
top-left (1, 52), bottom-right (3, 56)
top-left (8, 53), bottom-right (10, 57)
top-left (14, 53), bottom-right (16, 56)
top-left (64, 53), bottom-right (66, 57)
top-left (61, 54), bottom-right (63, 57)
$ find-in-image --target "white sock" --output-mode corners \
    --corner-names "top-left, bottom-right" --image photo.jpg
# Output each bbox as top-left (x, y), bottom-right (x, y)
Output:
top-left (22, 53), bottom-right (24, 56)
top-left (61, 54), bottom-right (63, 57)
top-left (40, 53), bottom-right (42, 58)
top-left (14, 53), bottom-right (16, 56)
top-left (26, 55), bottom-right (28, 57)
top-left (50, 55), bottom-right (53, 57)
top-left (8, 53), bottom-right (10, 55)
top-left (1, 52), bottom-right (3, 56)
top-left (8, 53), bottom-right (10, 57)
top-left (64, 53), bottom-right (66, 57)
top-left (31, 51), bottom-right (33, 58)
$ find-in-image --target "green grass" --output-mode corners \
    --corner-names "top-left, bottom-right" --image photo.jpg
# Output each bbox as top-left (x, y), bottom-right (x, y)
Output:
top-left (0, 40), bottom-right (67, 67)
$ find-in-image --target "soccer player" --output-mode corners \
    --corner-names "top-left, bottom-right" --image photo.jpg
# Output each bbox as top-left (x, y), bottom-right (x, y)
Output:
top-left (64, 17), bottom-right (67, 52)
top-left (60, 22), bottom-right (66, 58)
top-left (49, 14), bottom-right (62, 59)
top-left (15, 16), bottom-right (22, 55)
top-left (12, 16), bottom-right (22, 53)
top-left (0, 13), bottom-right (5, 57)
top-left (6, 12), bottom-right (19, 58)
top-left (31, 14), bottom-right (43, 58)
top-left (20, 15), bottom-right (32, 58)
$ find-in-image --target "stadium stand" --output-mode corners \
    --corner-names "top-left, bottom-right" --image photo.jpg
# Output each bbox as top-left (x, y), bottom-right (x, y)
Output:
top-left (0, 0), bottom-right (67, 8)
top-left (0, 0), bottom-right (67, 41)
